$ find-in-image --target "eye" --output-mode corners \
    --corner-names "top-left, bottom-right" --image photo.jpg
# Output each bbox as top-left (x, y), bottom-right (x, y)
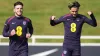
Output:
top-left (16, 8), bottom-right (23, 10)
top-left (16, 8), bottom-right (20, 9)
top-left (20, 8), bottom-right (23, 9)
top-left (72, 11), bottom-right (77, 12)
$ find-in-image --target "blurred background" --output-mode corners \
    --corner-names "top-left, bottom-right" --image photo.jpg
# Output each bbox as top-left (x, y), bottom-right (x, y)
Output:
top-left (0, 0), bottom-right (100, 56)
top-left (0, 0), bottom-right (99, 35)
top-left (0, 0), bottom-right (100, 43)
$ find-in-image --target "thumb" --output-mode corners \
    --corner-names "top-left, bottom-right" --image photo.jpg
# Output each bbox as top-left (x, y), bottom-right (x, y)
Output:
top-left (12, 29), bottom-right (16, 33)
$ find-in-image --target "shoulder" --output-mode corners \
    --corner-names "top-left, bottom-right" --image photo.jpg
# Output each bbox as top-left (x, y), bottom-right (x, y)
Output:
top-left (6, 16), bottom-right (15, 23)
top-left (62, 14), bottom-right (72, 18)
top-left (24, 17), bottom-right (31, 22)
top-left (78, 14), bottom-right (87, 19)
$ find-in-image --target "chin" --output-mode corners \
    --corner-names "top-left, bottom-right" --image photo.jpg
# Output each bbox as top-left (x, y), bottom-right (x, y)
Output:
top-left (17, 14), bottom-right (22, 16)
top-left (18, 14), bottom-right (22, 16)
top-left (17, 15), bottom-right (22, 16)
top-left (73, 14), bottom-right (78, 17)
top-left (17, 13), bottom-right (22, 15)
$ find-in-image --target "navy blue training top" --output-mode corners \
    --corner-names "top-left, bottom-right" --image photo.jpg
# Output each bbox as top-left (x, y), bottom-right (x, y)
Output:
top-left (50, 14), bottom-right (97, 48)
top-left (3, 16), bottom-right (33, 50)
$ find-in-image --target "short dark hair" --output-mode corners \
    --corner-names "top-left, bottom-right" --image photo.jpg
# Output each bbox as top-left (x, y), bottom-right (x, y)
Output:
top-left (68, 1), bottom-right (80, 9)
top-left (14, 1), bottom-right (23, 7)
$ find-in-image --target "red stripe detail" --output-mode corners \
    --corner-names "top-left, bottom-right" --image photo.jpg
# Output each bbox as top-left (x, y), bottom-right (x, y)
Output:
top-left (7, 16), bottom-right (15, 23)
top-left (63, 14), bottom-right (71, 18)
top-left (62, 53), bottom-right (64, 56)
top-left (24, 17), bottom-right (30, 22)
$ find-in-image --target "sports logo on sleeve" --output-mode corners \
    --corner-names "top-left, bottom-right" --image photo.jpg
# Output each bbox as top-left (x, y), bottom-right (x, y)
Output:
top-left (16, 26), bottom-right (22, 36)
top-left (63, 50), bottom-right (67, 54)
top-left (11, 22), bottom-right (16, 24)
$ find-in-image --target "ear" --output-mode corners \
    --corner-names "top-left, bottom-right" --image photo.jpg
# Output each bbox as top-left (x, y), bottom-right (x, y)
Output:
top-left (70, 10), bottom-right (71, 12)
top-left (13, 8), bottom-right (15, 12)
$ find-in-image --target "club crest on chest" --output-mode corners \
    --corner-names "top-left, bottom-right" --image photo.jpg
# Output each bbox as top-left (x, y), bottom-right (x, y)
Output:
top-left (76, 18), bottom-right (80, 22)
top-left (23, 21), bottom-right (26, 25)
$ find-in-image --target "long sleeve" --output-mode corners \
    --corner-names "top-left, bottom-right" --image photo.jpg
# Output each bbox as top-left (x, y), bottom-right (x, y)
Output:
top-left (27, 20), bottom-right (33, 36)
top-left (2, 19), bottom-right (10, 37)
top-left (50, 16), bottom-right (65, 26)
top-left (84, 14), bottom-right (97, 27)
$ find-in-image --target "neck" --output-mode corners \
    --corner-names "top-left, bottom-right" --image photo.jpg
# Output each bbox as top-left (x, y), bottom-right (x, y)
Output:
top-left (73, 15), bottom-right (76, 17)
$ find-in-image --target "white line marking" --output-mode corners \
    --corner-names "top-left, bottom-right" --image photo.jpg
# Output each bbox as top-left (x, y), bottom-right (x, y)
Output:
top-left (0, 35), bottom-right (100, 46)
top-left (30, 48), bottom-right (58, 56)
top-left (1, 43), bottom-right (100, 46)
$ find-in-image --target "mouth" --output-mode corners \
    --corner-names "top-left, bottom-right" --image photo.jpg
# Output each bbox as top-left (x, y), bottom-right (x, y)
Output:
top-left (16, 12), bottom-right (22, 16)
top-left (18, 11), bottom-right (22, 14)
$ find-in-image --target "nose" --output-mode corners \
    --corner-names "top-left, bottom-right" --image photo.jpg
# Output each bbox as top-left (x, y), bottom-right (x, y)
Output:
top-left (19, 8), bottom-right (21, 11)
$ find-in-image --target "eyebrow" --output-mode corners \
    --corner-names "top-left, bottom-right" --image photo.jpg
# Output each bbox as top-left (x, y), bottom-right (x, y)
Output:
top-left (72, 11), bottom-right (77, 12)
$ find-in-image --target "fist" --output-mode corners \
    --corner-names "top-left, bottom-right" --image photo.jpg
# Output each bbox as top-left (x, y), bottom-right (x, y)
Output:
top-left (87, 11), bottom-right (93, 15)
top-left (10, 29), bottom-right (16, 36)
top-left (26, 33), bottom-right (31, 38)
top-left (51, 16), bottom-right (56, 20)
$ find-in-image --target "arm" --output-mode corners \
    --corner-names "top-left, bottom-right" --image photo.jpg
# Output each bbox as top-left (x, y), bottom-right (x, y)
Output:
top-left (2, 20), bottom-right (10, 37)
top-left (50, 16), bottom-right (65, 26)
top-left (27, 20), bottom-right (33, 37)
top-left (84, 11), bottom-right (97, 27)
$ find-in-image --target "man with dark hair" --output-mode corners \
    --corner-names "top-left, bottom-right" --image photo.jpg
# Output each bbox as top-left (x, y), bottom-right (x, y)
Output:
top-left (50, 1), bottom-right (97, 56)
top-left (2, 1), bottom-right (33, 56)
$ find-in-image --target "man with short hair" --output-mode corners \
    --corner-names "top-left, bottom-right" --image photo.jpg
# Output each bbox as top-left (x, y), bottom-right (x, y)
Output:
top-left (50, 1), bottom-right (97, 56)
top-left (2, 1), bottom-right (33, 56)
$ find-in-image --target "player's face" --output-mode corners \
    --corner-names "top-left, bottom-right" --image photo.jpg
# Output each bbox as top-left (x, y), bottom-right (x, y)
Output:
top-left (70, 7), bottom-right (79, 17)
top-left (14, 5), bottom-right (23, 16)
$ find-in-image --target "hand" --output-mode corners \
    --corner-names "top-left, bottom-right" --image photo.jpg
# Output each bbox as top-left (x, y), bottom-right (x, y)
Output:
top-left (87, 11), bottom-right (93, 15)
top-left (10, 29), bottom-right (16, 36)
top-left (26, 33), bottom-right (31, 38)
top-left (51, 16), bottom-right (56, 20)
